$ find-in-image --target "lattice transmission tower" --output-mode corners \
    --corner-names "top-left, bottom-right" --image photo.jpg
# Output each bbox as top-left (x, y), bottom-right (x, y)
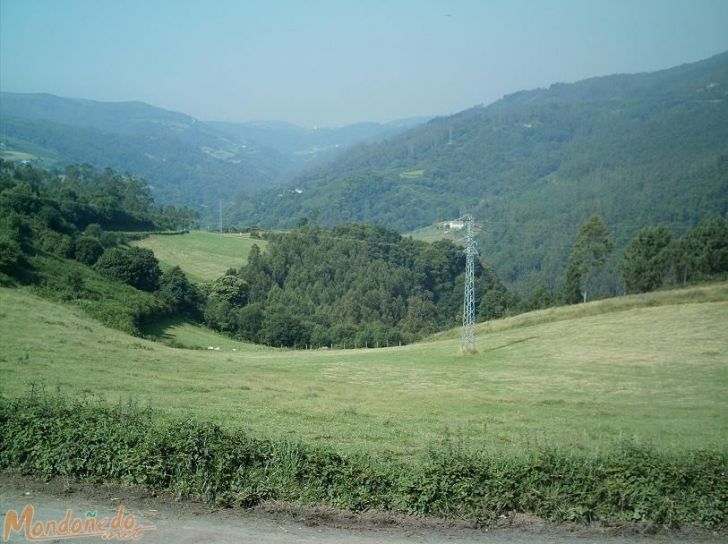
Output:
top-left (461, 214), bottom-right (477, 353)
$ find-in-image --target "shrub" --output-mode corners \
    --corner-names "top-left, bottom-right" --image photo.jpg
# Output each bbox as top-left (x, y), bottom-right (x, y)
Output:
top-left (206, 275), bottom-right (249, 306)
top-left (83, 223), bottom-right (103, 238)
top-left (158, 266), bottom-right (202, 314)
top-left (0, 236), bottom-right (23, 274)
top-left (37, 229), bottom-right (74, 258)
top-left (94, 246), bottom-right (161, 292)
top-left (74, 236), bottom-right (105, 266)
top-left (1, 394), bottom-right (726, 529)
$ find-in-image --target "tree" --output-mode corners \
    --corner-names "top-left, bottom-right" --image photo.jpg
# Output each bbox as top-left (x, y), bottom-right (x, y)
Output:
top-left (74, 236), bottom-right (105, 266)
top-left (83, 223), bottom-right (103, 239)
top-left (202, 274), bottom-right (250, 331)
top-left (620, 226), bottom-right (672, 293)
top-left (60, 270), bottom-right (85, 300)
top-left (401, 293), bottom-right (437, 334)
top-left (259, 307), bottom-right (310, 347)
top-left (673, 218), bottom-right (728, 283)
top-left (562, 215), bottom-right (613, 303)
top-left (203, 299), bottom-right (236, 333)
top-left (206, 275), bottom-right (249, 306)
top-left (158, 266), bottom-right (201, 314)
top-left (0, 236), bottom-right (22, 274)
top-left (562, 261), bottom-right (584, 305)
top-left (94, 247), bottom-right (161, 291)
top-left (235, 303), bottom-right (265, 342)
top-left (521, 284), bottom-right (556, 312)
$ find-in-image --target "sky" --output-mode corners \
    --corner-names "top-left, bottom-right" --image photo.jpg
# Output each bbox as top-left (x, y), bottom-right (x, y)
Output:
top-left (2, 0), bottom-right (728, 127)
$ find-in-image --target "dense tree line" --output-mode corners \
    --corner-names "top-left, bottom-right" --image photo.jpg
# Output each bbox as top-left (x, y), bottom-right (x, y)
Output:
top-left (0, 161), bottom-right (199, 247)
top-left (202, 224), bottom-right (513, 347)
top-left (0, 161), bottom-right (201, 332)
top-left (619, 218), bottom-right (728, 294)
top-left (517, 214), bottom-right (728, 310)
top-left (0, 160), bottom-right (197, 262)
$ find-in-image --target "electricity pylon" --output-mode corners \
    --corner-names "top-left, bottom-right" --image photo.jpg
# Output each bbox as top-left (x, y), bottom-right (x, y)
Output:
top-left (461, 214), bottom-right (477, 353)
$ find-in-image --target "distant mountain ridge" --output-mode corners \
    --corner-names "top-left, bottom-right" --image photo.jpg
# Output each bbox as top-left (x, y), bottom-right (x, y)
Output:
top-left (233, 51), bottom-right (728, 295)
top-left (0, 92), bottom-right (285, 209)
top-left (1, 92), bottom-right (195, 133)
top-left (0, 92), bottom-right (427, 212)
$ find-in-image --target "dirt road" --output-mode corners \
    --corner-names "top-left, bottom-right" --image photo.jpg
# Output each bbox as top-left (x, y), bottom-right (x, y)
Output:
top-left (0, 474), bottom-right (722, 543)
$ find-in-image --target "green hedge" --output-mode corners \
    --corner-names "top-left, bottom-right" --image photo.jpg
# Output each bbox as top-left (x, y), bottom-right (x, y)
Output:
top-left (1, 394), bottom-right (725, 528)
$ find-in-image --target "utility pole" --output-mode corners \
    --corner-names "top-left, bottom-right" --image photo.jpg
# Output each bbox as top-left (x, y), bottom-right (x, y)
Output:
top-left (461, 214), bottom-right (477, 353)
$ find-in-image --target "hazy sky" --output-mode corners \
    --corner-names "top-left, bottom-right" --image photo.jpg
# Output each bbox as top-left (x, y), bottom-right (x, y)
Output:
top-left (2, 0), bottom-right (728, 127)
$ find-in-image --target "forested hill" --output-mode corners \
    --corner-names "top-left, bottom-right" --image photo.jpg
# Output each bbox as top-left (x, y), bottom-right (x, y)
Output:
top-left (0, 93), bottom-right (291, 210)
top-left (0, 93), bottom-right (426, 214)
top-left (235, 51), bottom-right (728, 295)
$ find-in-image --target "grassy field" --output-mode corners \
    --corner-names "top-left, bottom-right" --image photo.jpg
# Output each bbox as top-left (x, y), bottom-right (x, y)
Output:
top-left (399, 169), bottom-right (425, 178)
top-left (0, 137), bottom-right (61, 166)
top-left (0, 150), bottom-right (37, 162)
top-left (131, 231), bottom-right (267, 282)
top-left (1, 283), bottom-right (726, 458)
top-left (142, 316), bottom-right (271, 352)
top-left (407, 224), bottom-right (463, 243)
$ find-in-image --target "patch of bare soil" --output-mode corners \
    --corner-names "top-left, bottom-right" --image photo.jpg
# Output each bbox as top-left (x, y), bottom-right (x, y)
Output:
top-left (0, 473), bottom-right (723, 543)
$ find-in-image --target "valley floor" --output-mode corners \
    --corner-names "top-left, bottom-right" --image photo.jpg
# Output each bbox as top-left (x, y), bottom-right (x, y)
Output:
top-left (1, 283), bottom-right (727, 457)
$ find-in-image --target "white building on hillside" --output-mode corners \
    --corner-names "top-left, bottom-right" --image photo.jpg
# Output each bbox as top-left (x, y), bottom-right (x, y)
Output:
top-left (442, 220), bottom-right (465, 230)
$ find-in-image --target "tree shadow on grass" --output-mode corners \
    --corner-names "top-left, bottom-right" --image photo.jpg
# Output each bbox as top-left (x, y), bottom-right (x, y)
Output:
top-left (141, 315), bottom-right (194, 348)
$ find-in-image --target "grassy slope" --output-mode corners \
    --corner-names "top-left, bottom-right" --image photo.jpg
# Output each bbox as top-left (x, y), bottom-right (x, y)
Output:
top-left (131, 231), bottom-right (267, 282)
top-left (1, 283), bottom-right (726, 458)
top-left (142, 316), bottom-right (271, 352)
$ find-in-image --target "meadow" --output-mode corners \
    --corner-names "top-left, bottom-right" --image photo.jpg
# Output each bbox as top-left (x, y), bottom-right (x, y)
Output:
top-left (406, 223), bottom-right (462, 243)
top-left (131, 231), bottom-right (266, 282)
top-left (1, 283), bottom-right (726, 458)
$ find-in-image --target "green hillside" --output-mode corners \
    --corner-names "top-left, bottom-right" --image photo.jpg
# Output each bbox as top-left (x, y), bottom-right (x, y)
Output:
top-left (0, 94), bottom-right (427, 214)
top-left (2, 283), bottom-right (726, 457)
top-left (235, 52), bottom-right (728, 295)
top-left (0, 93), bottom-right (288, 209)
top-left (131, 231), bottom-right (267, 283)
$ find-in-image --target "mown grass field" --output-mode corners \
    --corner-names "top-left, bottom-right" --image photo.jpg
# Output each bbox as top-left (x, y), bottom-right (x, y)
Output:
top-left (1, 283), bottom-right (726, 458)
top-left (131, 231), bottom-right (267, 282)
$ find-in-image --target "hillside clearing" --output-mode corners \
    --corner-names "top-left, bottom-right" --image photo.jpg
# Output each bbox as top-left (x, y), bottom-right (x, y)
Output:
top-left (407, 223), bottom-right (462, 243)
top-left (131, 231), bottom-right (266, 282)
